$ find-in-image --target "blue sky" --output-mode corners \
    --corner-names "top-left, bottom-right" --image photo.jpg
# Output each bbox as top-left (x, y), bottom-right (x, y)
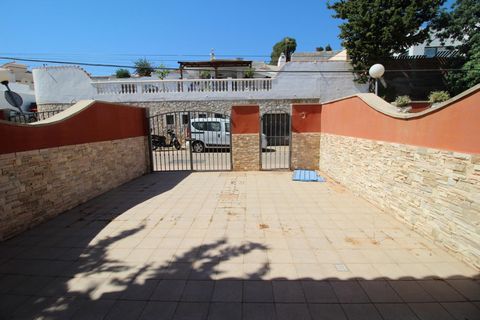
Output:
top-left (0, 0), bottom-right (454, 75)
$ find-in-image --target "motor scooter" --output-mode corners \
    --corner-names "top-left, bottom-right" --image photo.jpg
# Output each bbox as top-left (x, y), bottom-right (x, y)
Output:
top-left (151, 129), bottom-right (181, 150)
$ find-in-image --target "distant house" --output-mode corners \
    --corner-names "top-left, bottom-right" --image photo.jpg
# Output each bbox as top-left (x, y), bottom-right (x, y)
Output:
top-left (179, 59), bottom-right (252, 79)
top-left (291, 50), bottom-right (347, 62)
top-left (0, 63), bottom-right (36, 112)
top-left (403, 33), bottom-right (461, 58)
top-left (1, 62), bottom-right (34, 89)
top-left (380, 33), bottom-right (463, 100)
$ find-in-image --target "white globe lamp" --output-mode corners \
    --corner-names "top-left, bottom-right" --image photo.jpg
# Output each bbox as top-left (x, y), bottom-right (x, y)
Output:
top-left (369, 64), bottom-right (385, 96)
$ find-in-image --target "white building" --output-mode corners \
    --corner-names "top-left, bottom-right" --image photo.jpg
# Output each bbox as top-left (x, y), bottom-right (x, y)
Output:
top-left (32, 58), bottom-right (367, 114)
top-left (0, 63), bottom-right (36, 112)
top-left (406, 33), bottom-right (461, 57)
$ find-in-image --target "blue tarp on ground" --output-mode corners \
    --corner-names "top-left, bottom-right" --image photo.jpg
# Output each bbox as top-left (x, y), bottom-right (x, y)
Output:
top-left (292, 169), bottom-right (326, 182)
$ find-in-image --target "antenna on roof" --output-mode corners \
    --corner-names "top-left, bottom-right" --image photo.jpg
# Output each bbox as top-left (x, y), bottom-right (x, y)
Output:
top-left (210, 48), bottom-right (215, 61)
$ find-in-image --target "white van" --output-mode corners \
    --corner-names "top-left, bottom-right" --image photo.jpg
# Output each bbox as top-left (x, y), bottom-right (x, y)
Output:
top-left (188, 118), bottom-right (267, 152)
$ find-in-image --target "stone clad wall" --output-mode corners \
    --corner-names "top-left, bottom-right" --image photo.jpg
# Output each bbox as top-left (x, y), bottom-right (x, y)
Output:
top-left (38, 99), bottom-right (318, 114)
top-left (0, 137), bottom-right (149, 240)
top-left (231, 105), bottom-right (260, 171)
top-left (317, 89), bottom-right (480, 268)
top-left (320, 134), bottom-right (480, 268)
top-left (291, 133), bottom-right (320, 170)
top-left (232, 134), bottom-right (260, 171)
top-left (0, 100), bottom-right (150, 241)
top-left (290, 104), bottom-right (322, 170)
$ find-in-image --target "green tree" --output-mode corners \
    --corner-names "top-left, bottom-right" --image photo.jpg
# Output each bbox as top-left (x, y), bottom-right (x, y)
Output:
top-left (325, 44), bottom-right (332, 51)
top-left (115, 68), bottom-right (131, 78)
top-left (270, 37), bottom-right (297, 65)
top-left (134, 58), bottom-right (154, 77)
top-left (155, 64), bottom-right (170, 80)
top-left (316, 46), bottom-right (324, 52)
top-left (328, 0), bottom-right (445, 82)
top-left (432, 0), bottom-right (480, 94)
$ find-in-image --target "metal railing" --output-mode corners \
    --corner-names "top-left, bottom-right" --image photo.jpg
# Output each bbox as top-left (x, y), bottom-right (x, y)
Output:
top-left (149, 111), bottom-right (232, 171)
top-left (94, 78), bottom-right (273, 95)
top-left (8, 110), bottom-right (63, 123)
top-left (261, 112), bottom-right (291, 170)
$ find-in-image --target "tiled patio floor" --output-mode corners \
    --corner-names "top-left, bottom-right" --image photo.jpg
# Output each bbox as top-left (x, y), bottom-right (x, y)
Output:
top-left (0, 172), bottom-right (478, 320)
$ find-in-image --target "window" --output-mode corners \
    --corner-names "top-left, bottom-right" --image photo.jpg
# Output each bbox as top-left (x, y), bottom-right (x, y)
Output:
top-left (424, 47), bottom-right (438, 58)
top-left (182, 114), bottom-right (189, 125)
top-left (166, 115), bottom-right (174, 125)
top-left (225, 123), bottom-right (230, 133)
top-left (214, 113), bottom-right (225, 119)
top-left (192, 122), bottom-right (206, 131)
top-left (207, 122), bottom-right (221, 131)
top-left (198, 113), bottom-right (207, 118)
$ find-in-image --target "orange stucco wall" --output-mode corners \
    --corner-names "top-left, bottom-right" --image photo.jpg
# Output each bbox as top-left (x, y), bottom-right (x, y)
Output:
top-left (0, 101), bottom-right (148, 155)
top-left (291, 104), bottom-right (322, 133)
top-left (320, 91), bottom-right (480, 154)
top-left (231, 105), bottom-right (260, 134)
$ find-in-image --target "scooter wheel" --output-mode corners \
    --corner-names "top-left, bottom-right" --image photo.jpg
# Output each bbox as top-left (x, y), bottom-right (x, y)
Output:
top-left (174, 140), bottom-right (181, 150)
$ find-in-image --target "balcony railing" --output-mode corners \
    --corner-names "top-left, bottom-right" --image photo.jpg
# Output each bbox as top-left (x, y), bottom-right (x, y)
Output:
top-left (93, 78), bottom-right (273, 95)
top-left (8, 110), bottom-right (63, 123)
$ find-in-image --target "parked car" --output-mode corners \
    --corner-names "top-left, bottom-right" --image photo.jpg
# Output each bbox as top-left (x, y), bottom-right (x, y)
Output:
top-left (187, 117), bottom-right (268, 152)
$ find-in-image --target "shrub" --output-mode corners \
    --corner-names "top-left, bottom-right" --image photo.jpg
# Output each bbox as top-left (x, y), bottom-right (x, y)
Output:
top-left (134, 58), bottom-right (154, 77)
top-left (428, 91), bottom-right (450, 104)
top-left (156, 64), bottom-right (170, 80)
top-left (199, 70), bottom-right (211, 79)
top-left (394, 95), bottom-right (411, 108)
top-left (244, 68), bottom-right (255, 78)
top-left (115, 69), bottom-right (131, 78)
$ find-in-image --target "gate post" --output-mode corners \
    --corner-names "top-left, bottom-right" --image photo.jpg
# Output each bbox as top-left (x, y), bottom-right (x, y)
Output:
top-left (146, 107), bottom-right (154, 173)
top-left (290, 104), bottom-right (322, 170)
top-left (231, 105), bottom-right (260, 171)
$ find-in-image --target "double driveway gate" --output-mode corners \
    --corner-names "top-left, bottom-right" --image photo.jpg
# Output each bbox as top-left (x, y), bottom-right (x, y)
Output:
top-left (148, 110), bottom-right (291, 171)
top-left (148, 111), bottom-right (232, 171)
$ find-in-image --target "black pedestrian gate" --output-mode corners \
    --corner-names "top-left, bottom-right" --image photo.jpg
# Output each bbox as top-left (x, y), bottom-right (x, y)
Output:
top-left (148, 111), bottom-right (232, 171)
top-left (260, 112), bottom-right (291, 170)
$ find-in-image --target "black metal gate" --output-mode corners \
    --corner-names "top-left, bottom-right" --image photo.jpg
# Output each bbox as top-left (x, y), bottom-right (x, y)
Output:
top-left (148, 111), bottom-right (232, 171)
top-left (260, 112), bottom-right (291, 170)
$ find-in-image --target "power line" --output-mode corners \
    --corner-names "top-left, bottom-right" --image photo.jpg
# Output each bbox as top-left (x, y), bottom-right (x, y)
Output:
top-left (0, 56), bottom-right (476, 74)
top-left (0, 52), bottom-right (271, 58)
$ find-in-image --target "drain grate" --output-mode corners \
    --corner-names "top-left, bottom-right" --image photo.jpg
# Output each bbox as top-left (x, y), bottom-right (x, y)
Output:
top-left (334, 263), bottom-right (350, 272)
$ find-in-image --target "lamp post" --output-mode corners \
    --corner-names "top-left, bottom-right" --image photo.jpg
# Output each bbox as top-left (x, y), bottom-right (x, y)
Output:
top-left (0, 68), bottom-right (23, 113)
top-left (368, 64), bottom-right (385, 96)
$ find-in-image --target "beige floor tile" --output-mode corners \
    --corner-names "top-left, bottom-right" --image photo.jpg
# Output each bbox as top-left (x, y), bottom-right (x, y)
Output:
top-left (372, 263), bottom-right (408, 279)
top-left (320, 264), bottom-right (354, 280)
top-left (346, 263), bottom-right (383, 280)
top-left (2, 171), bottom-right (477, 316)
top-left (397, 263), bottom-right (435, 279)
top-left (267, 249), bottom-right (294, 263)
top-left (290, 249), bottom-right (317, 264)
top-left (243, 250), bottom-right (268, 264)
top-left (360, 249), bottom-right (394, 263)
top-left (294, 263), bottom-right (325, 280)
top-left (426, 262), bottom-right (478, 279)
top-left (214, 263), bottom-right (244, 280)
top-left (314, 249), bottom-right (342, 264)
top-left (158, 237), bottom-right (183, 249)
top-left (385, 249), bottom-right (419, 264)
top-left (125, 248), bottom-right (154, 262)
top-left (265, 263), bottom-right (298, 280)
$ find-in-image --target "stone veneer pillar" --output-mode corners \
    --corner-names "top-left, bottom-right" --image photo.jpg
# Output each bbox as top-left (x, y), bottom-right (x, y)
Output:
top-left (231, 105), bottom-right (260, 171)
top-left (290, 104), bottom-right (322, 170)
